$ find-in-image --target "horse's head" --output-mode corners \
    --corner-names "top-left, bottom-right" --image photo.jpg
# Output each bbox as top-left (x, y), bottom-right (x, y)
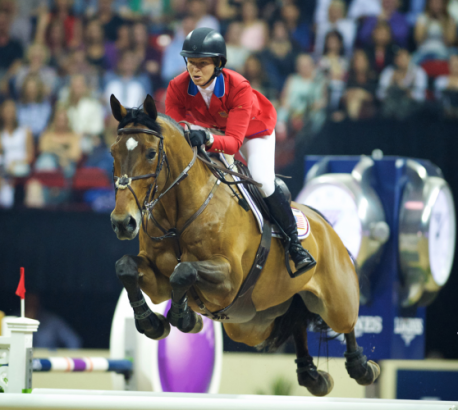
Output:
top-left (109, 94), bottom-right (165, 240)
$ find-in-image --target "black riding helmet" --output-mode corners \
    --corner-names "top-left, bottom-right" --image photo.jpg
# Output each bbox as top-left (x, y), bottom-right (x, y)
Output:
top-left (181, 27), bottom-right (227, 84)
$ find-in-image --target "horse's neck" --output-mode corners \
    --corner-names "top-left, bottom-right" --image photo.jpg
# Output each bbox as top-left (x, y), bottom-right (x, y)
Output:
top-left (154, 124), bottom-right (213, 229)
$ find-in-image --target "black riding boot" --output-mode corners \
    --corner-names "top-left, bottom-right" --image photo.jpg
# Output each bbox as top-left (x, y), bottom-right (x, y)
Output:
top-left (264, 184), bottom-right (316, 278)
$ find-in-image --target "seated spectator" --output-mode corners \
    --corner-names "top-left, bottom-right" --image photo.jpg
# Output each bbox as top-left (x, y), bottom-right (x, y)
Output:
top-left (435, 54), bottom-right (458, 117)
top-left (278, 54), bottom-right (327, 134)
top-left (225, 22), bottom-right (250, 72)
top-left (348, 0), bottom-right (382, 20)
top-left (114, 24), bottom-right (132, 63)
top-left (161, 16), bottom-right (196, 84)
top-left (131, 22), bottom-right (162, 89)
top-left (358, 0), bottom-right (409, 48)
top-left (188, 0), bottom-right (220, 32)
top-left (14, 43), bottom-right (58, 98)
top-left (378, 48), bottom-right (428, 119)
top-left (413, 0), bottom-right (456, 64)
top-left (449, 0), bottom-right (458, 23)
top-left (60, 74), bottom-right (104, 153)
top-left (242, 54), bottom-right (277, 103)
top-left (104, 50), bottom-right (149, 108)
top-left (35, 106), bottom-right (81, 179)
top-left (343, 49), bottom-right (379, 119)
top-left (0, 100), bottom-right (34, 177)
top-left (317, 30), bottom-right (349, 110)
top-left (50, 0), bottom-right (82, 49)
top-left (281, 3), bottom-right (311, 52)
top-left (84, 19), bottom-right (117, 72)
top-left (315, 0), bottom-right (356, 58)
top-left (0, 0), bottom-right (32, 48)
top-left (260, 20), bottom-right (298, 93)
top-left (240, 1), bottom-right (269, 52)
top-left (16, 75), bottom-right (52, 140)
top-left (96, 0), bottom-right (126, 42)
top-left (0, 9), bottom-right (23, 79)
top-left (365, 21), bottom-right (396, 78)
top-left (35, 13), bottom-right (68, 70)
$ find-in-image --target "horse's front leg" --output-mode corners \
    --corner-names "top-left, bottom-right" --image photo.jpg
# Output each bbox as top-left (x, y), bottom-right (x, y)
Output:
top-left (115, 254), bottom-right (170, 340)
top-left (168, 256), bottom-right (232, 333)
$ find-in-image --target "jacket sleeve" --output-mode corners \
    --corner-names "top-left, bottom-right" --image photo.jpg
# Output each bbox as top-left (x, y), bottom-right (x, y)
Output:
top-left (165, 79), bottom-right (187, 122)
top-left (207, 82), bottom-right (252, 155)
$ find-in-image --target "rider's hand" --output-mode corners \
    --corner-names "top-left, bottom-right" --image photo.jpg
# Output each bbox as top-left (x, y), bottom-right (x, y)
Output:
top-left (189, 130), bottom-right (207, 147)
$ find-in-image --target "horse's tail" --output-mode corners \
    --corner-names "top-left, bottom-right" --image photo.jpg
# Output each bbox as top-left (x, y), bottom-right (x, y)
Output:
top-left (259, 294), bottom-right (329, 352)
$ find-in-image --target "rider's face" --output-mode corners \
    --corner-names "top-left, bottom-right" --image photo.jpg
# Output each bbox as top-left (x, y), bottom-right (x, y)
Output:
top-left (187, 57), bottom-right (215, 88)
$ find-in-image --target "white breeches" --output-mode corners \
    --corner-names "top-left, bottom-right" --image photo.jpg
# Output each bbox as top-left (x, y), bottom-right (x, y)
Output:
top-left (239, 131), bottom-right (276, 197)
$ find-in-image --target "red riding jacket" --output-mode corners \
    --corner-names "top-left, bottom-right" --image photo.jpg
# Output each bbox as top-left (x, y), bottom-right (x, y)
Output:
top-left (165, 68), bottom-right (277, 155)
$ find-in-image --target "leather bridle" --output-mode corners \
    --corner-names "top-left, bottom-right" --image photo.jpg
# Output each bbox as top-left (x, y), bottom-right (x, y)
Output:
top-left (113, 125), bottom-right (220, 261)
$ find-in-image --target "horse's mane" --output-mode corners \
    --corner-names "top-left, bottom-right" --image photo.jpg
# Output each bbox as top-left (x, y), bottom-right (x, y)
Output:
top-left (117, 106), bottom-right (185, 137)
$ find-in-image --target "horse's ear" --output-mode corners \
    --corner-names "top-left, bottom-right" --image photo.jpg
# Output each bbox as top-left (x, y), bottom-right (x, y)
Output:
top-left (143, 94), bottom-right (157, 120)
top-left (110, 94), bottom-right (127, 122)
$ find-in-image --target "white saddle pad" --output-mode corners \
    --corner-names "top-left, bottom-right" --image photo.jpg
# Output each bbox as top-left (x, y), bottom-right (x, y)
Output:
top-left (218, 155), bottom-right (311, 240)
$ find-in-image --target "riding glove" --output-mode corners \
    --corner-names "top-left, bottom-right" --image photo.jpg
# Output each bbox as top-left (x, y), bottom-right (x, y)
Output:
top-left (189, 130), bottom-right (207, 147)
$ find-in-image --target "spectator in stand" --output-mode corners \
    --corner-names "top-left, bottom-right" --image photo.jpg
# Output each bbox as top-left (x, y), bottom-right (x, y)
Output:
top-left (365, 21), bottom-right (396, 78)
top-left (188, 0), bottom-right (220, 32)
top-left (60, 74), bottom-right (104, 153)
top-left (348, 0), bottom-right (382, 20)
top-left (281, 3), bottom-right (311, 52)
top-left (358, 0), bottom-right (409, 48)
top-left (114, 24), bottom-right (132, 63)
top-left (278, 54), bottom-right (327, 134)
top-left (242, 54), bottom-right (277, 103)
top-left (84, 19), bottom-right (117, 72)
top-left (260, 20), bottom-right (298, 93)
top-left (161, 16), bottom-right (196, 83)
top-left (343, 49), bottom-right (379, 119)
top-left (0, 100), bottom-right (34, 178)
top-left (104, 50), bottom-right (148, 108)
top-left (131, 22), bottom-right (162, 90)
top-left (14, 44), bottom-right (58, 99)
top-left (318, 30), bottom-right (349, 110)
top-left (50, 0), bottom-right (82, 49)
top-left (225, 22), bottom-right (250, 72)
top-left (315, 0), bottom-right (356, 58)
top-left (435, 54), bottom-right (458, 117)
top-left (413, 0), bottom-right (456, 64)
top-left (35, 105), bottom-right (81, 179)
top-left (17, 75), bottom-right (52, 140)
top-left (378, 48), bottom-right (428, 119)
top-left (240, 1), bottom-right (269, 52)
top-left (96, 0), bottom-right (126, 42)
top-left (0, 10), bottom-right (23, 76)
top-left (0, 0), bottom-right (32, 49)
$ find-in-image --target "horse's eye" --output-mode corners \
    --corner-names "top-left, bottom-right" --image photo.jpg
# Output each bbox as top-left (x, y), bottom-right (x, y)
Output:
top-left (146, 149), bottom-right (156, 160)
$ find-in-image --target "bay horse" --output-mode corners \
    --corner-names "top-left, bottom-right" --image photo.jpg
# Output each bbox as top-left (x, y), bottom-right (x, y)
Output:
top-left (109, 94), bottom-right (380, 396)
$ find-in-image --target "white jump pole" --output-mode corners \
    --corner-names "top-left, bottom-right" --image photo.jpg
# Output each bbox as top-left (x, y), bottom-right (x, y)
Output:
top-left (0, 392), bottom-right (456, 410)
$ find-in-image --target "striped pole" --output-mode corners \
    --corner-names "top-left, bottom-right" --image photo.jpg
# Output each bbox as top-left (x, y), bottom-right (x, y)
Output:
top-left (32, 358), bottom-right (132, 377)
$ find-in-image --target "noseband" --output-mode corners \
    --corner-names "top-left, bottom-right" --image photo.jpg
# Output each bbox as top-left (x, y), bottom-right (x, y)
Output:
top-left (113, 126), bottom-right (219, 260)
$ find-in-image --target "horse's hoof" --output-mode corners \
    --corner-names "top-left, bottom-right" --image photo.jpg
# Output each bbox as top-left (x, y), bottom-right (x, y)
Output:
top-left (355, 360), bottom-right (380, 386)
top-left (187, 314), bottom-right (203, 334)
top-left (299, 370), bottom-right (334, 397)
top-left (153, 314), bottom-right (171, 340)
top-left (140, 314), bottom-right (170, 340)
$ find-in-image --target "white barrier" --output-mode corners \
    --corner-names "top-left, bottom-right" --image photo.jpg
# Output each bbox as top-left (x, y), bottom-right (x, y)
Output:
top-left (0, 390), bottom-right (456, 410)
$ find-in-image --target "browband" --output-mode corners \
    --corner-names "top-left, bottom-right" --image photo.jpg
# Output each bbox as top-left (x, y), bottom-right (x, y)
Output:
top-left (117, 127), bottom-right (163, 139)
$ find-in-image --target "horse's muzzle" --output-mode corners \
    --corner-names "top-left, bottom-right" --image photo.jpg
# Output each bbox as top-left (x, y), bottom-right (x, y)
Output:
top-left (111, 213), bottom-right (138, 240)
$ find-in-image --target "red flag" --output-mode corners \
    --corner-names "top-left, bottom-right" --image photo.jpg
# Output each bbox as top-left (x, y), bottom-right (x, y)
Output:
top-left (15, 267), bottom-right (26, 299)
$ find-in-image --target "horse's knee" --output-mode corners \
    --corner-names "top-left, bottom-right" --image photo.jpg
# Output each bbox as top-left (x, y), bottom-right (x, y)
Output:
top-left (115, 255), bottom-right (139, 289)
top-left (169, 263), bottom-right (197, 291)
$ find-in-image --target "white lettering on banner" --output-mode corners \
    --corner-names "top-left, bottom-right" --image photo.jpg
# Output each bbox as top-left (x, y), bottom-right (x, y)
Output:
top-left (394, 317), bottom-right (424, 346)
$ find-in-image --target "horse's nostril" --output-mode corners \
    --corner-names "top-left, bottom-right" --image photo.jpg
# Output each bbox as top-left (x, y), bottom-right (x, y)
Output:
top-left (126, 216), bottom-right (137, 232)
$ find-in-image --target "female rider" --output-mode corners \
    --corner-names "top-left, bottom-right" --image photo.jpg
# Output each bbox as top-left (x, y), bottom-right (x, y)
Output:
top-left (165, 27), bottom-right (315, 277)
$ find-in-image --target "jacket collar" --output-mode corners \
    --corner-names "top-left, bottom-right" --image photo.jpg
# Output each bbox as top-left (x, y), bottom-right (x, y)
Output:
top-left (187, 74), bottom-right (225, 98)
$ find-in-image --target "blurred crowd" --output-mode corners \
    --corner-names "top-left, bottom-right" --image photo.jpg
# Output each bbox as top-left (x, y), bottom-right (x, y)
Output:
top-left (1, 0), bottom-right (458, 209)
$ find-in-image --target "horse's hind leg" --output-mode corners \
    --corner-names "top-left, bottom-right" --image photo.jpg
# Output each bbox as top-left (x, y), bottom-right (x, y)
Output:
top-left (293, 325), bottom-right (334, 396)
top-left (168, 257), bottom-right (231, 333)
top-left (344, 330), bottom-right (380, 385)
top-left (115, 254), bottom-right (170, 340)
